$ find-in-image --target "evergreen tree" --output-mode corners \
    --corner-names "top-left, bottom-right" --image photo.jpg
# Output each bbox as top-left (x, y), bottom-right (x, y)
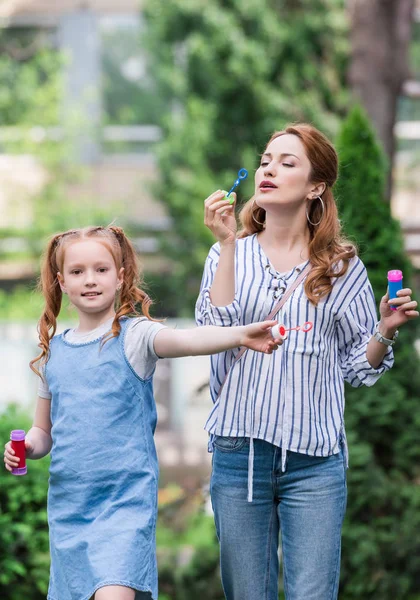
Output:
top-left (335, 105), bottom-right (420, 599)
top-left (143, 0), bottom-right (348, 315)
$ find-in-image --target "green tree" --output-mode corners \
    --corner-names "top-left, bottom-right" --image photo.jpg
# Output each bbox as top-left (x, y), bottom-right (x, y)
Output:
top-left (143, 0), bottom-right (348, 315)
top-left (335, 105), bottom-right (420, 599)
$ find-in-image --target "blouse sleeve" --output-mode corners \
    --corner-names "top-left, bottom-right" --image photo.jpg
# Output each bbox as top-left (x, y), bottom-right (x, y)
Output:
top-left (195, 243), bottom-right (242, 327)
top-left (336, 283), bottom-right (394, 388)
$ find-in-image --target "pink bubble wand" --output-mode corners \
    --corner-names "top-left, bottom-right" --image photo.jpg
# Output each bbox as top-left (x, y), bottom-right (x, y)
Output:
top-left (271, 321), bottom-right (313, 341)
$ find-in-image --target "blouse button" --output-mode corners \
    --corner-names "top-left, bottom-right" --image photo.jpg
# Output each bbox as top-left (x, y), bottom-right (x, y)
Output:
top-left (273, 286), bottom-right (286, 299)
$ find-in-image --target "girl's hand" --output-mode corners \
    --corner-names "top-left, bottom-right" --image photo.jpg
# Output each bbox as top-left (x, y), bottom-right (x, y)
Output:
top-left (241, 320), bottom-right (283, 354)
top-left (3, 439), bottom-right (34, 472)
top-left (379, 288), bottom-right (419, 335)
top-left (204, 190), bottom-right (237, 246)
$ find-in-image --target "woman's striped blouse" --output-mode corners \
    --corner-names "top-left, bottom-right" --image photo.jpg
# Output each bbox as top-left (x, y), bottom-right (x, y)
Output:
top-left (195, 233), bottom-right (393, 472)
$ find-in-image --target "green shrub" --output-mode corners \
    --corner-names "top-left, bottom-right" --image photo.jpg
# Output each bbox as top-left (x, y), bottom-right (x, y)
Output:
top-left (0, 405), bottom-right (50, 599)
top-left (157, 490), bottom-right (224, 600)
top-left (335, 105), bottom-right (420, 599)
top-left (0, 406), bottom-right (224, 600)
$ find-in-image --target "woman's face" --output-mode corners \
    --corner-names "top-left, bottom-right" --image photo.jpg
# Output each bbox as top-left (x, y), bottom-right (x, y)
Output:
top-left (254, 134), bottom-right (317, 211)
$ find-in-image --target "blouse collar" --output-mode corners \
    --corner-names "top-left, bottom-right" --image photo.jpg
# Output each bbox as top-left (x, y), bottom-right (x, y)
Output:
top-left (250, 233), bottom-right (309, 281)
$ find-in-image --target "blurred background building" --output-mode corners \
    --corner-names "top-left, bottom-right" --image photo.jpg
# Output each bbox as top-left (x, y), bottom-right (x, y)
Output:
top-left (0, 0), bottom-right (214, 475)
top-left (0, 0), bottom-right (419, 286)
top-left (0, 0), bottom-right (170, 285)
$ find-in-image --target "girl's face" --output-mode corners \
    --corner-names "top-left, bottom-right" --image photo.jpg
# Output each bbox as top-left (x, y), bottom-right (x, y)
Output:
top-left (254, 134), bottom-right (320, 211)
top-left (57, 240), bottom-right (124, 317)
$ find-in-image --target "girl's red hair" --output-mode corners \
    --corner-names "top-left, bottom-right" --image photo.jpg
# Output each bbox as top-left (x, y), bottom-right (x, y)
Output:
top-left (30, 225), bottom-right (156, 377)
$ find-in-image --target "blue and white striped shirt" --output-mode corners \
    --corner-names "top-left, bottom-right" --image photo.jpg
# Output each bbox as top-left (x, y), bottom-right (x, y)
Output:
top-left (196, 233), bottom-right (393, 473)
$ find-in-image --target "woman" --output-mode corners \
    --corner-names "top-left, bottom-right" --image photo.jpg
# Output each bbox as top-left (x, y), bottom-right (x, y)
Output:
top-left (195, 124), bottom-right (418, 600)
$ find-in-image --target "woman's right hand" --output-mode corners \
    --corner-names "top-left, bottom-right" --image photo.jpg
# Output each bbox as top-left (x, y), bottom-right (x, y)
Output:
top-left (4, 439), bottom-right (33, 472)
top-left (204, 190), bottom-right (237, 245)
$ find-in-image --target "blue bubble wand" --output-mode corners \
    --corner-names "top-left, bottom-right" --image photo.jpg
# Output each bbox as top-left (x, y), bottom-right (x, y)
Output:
top-left (225, 168), bottom-right (248, 204)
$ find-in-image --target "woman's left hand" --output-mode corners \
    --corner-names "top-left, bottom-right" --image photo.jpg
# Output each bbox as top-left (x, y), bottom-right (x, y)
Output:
top-left (379, 288), bottom-right (419, 332)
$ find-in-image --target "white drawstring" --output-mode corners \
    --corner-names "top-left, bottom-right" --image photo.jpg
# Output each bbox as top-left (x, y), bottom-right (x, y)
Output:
top-left (280, 308), bottom-right (288, 473)
top-left (247, 365), bottom-right (257, 502)
top-left (247, 270), bottom-right (272, 502)
top-left (281, 384), bottom-right (289, 473)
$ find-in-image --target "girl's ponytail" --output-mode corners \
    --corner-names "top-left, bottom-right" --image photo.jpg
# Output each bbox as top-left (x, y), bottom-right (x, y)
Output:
top-left (30, 233), bottom-right (64, 377)
top-left (105, 226), bottom-right (156, 343)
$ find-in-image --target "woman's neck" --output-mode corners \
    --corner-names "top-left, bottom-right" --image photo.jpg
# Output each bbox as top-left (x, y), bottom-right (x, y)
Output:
top-left (259, 216), bottom-right (310, 255)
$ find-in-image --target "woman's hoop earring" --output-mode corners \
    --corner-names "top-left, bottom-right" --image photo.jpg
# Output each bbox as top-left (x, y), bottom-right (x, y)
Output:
top-left (306, 195), bottom-right (325, 227)
top-left (252, 198), bottom-right (265, 226)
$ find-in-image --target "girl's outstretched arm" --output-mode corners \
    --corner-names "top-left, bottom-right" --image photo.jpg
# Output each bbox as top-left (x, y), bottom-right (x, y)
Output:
top-left (153, 321), bottom-right (280, 359)
top-left (4, 396), bottom-right (53, 471)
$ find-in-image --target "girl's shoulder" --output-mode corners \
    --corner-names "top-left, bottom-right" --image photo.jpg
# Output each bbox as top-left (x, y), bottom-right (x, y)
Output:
top-left (124, 317), bottom-right (166, 373)
top-left (123, 315), bottom-right (148, 336)
top-left (46, 330), bottom-right (67, 363)
top-left (124, 315), bottom-right (155, 327)
top-left (125, 316), bottom-right (166, 341)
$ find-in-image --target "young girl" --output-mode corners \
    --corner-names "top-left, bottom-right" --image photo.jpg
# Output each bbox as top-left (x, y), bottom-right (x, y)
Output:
top-left (3, 225), bottom-right (280, 600)
top-left (196, 124), bottom-right (419, 600)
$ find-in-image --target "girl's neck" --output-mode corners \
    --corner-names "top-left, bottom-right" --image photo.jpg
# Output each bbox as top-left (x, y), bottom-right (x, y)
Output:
top-left (75, 307), bottom-right (116, 333)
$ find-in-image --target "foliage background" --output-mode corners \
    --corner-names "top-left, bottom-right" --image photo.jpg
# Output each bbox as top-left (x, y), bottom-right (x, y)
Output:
top-left (335, 105), bottom-right (420, 599)
top-left (1, 2), bottom-right (420, 599)
top-left (142, 0), bottom-right (349, 315)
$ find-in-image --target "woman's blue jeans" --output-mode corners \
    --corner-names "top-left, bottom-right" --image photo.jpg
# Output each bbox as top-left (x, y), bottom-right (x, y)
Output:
top-left (210, 436), bottom-right (347, 600)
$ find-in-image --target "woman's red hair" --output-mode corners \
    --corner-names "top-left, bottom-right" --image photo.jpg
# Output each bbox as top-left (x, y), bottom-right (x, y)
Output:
top-left (238, 124), bottom-right (356, 305)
